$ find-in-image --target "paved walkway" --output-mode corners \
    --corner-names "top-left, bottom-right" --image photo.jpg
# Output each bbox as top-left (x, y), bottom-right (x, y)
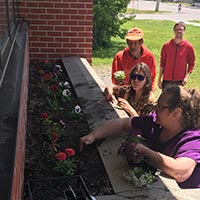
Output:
top-left (128, 0), bottom-right (200, 26)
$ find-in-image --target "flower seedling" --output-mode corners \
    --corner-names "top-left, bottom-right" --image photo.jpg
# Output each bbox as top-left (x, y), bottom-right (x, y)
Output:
top-left (114, 70), bottom-right (126, 85)
top-left (70, 105), bottom-right (82, 120)
top-left (118, 127), bottom-right (157, 186)
top-left (123, 167), bottom-right (156, 187)
top-left (41, 112), bottom-right (53, 125)
top-left (53, 148), bottom-right (77, 176)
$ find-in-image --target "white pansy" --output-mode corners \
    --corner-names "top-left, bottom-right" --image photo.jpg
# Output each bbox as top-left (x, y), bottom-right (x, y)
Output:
top-left (74, 105), bottom-right (81, 113)
top-left (63, 81), bottom-right (71, 88)
top-left (62, 89), bottom-right (71, 97)
top-left (58, 82), bottom-right (63, 86)
top-left (55, 64), bottom-right (62, 71)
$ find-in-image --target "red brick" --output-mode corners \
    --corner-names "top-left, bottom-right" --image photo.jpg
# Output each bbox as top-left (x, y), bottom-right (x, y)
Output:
top-left (71, 26), bottom-right (85, 32)
top-left (31, 42), bottom-right (47, 47)
top-left (47, 32), bottom-right (62, 37)
top-left (26, 2), bottom-right (38, 7)
top-left (55, 3), bottom-right (69, 8)
top-left (40, 14), bottom-right (54, 19)
top-left (63, 9), bottom-right (77, 14)
top-left (55, 37), bottom-right (70, 43)
top-left (70, 3), bottom-right (86, 9)
top-left (41, 48), bottom-right (55, 53)
top-left (48, 20), bottom-right (62, 25)
top-left (39, 2), bottom-right (54, 8)
top-left (55, 26), bottom-right (69, 32)
top-left (30, 8), bottom-right (45, 13)
top-left (48, 43), bottom-right (62, 47)
top-left (31, 31), bottom-right (47, 36)
top-left (70, 38), bottom-right (84, 43)
top-left (47, 8), bottom-right (62, 14)
top-left (39, 26), bottom-right (53, 31)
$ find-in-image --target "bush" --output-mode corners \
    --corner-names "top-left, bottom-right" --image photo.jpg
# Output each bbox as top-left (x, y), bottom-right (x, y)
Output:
top-left (93, 0), bottom-right (134, 49)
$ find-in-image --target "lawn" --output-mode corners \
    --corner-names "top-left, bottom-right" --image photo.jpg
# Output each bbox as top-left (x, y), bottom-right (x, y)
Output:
top-left (92, 19), bottom-right (200, 96)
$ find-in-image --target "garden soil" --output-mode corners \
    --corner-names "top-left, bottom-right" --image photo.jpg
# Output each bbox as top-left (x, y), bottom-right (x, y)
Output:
top-left (23, 61), bottom-right (114, 199)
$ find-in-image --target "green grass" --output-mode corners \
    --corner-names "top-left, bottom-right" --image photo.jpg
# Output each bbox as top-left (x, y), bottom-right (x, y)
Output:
top-left (189, 20), bottom-right (200, 24)
top-left (92, 19), bottom-right (200, 96)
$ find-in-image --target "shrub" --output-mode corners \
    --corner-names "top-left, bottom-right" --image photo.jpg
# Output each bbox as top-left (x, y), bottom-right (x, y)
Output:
top-left (93, 0), bottom-right (134, 49)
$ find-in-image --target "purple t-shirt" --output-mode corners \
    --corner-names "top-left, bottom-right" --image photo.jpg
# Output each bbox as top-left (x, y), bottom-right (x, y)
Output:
top-left (131, 115), bottom-right (200, 188)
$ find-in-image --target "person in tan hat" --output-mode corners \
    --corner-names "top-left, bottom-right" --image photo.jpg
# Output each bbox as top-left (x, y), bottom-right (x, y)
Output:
top-left (111, 27), bottom-right (156, 90)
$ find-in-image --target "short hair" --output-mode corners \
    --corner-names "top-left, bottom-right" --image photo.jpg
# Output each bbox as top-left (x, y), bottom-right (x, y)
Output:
top-left (173, 21), bottom-right (186, 31)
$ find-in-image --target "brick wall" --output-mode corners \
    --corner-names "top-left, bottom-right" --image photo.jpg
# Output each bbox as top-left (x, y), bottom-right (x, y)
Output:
top-left (18, 0), bottom-right (93, 64)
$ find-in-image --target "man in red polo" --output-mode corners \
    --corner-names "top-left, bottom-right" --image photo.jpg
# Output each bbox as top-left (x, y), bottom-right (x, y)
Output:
top-left (111, 27), bottom-right (156, 90)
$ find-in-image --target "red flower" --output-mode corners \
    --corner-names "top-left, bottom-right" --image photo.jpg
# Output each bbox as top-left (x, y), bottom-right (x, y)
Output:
top-left (55, 152), bottom-right (67, 161)
top-left (41, 112), bottom-right (48, 119)
top-left (52, 133), bottom-right (58, 140)
top-left (42, 73), bottom-right (54, 81)
top-left (43, 59), bottom-right (49, 64)
top-left (65, 148), bottom-right (76, 157)
top-left (35, 66), bottom-right (42, 71)
top-left (49, 85), bottom-right (58, 91)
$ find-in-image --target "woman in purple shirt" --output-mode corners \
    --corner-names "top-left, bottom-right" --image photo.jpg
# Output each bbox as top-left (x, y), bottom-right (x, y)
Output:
top-left (80, 85), bottom-right (200, 188)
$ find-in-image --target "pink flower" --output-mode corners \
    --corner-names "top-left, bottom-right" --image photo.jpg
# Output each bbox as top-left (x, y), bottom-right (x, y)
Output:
top-left (65, 148), bottom-right (76, 157)
top-left (49, 85), bottom-right (58, 91)
top-left (55, 152), bottom-right (67, 161)
top-left (52, 133), bottom-right (58, 140)
top-left (41, 112), bottom-right (48, 119)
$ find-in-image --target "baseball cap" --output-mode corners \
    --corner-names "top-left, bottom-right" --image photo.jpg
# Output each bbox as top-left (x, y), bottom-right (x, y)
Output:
top-left (125, 27), bottom-right (144, 41)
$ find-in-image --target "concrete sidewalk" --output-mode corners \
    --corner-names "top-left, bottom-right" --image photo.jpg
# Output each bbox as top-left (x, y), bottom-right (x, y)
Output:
top-left (128, 0), bottom-right (200, 26)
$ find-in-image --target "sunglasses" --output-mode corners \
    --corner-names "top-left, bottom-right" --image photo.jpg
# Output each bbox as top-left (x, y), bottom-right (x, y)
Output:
top-left (130, 73), bottom-right (145, 81)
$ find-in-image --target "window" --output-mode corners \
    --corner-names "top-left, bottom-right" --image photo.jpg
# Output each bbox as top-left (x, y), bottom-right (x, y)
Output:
top-left (0, 0), bottom-right (19, 87)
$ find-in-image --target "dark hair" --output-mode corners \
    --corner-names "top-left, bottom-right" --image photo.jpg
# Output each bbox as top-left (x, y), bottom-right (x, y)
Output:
top-left (129, 62), bottom-right (152, 96)
top-left (126, 38), bottom-right (143, 45)
top-left (164, 85), bottom-right (200, 129)
top-left (173, 21), bottom-right (186, 31)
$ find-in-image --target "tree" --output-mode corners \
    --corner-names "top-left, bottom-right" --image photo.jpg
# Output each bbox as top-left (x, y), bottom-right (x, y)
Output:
top-left (93, 0), bottom-right (133, 49)
top-left (155, 0), bottom-right (160, 12)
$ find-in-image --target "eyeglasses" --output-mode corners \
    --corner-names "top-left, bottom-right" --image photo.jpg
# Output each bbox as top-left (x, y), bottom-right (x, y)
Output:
top-left (154, 104), bottom-right (175, 111)
top-left (130, 74), bottom-right (145, 81)
top-left (174, 28), bottom-right (184, 32)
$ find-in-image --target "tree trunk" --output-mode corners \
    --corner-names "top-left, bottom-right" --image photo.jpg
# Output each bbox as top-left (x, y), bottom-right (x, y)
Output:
top-left (155, 0), bottom-right (160, 12)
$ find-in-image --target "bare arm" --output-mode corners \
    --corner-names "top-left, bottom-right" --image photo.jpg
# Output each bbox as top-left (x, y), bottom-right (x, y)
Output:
top-left (79, 117), bottom-right (132, 152)
top-left (135, 143), bottom-right (197, 182)
top-left (182, 72), bottom-right (190, 86)
top-left (158, 67), bottom-right (164, 89)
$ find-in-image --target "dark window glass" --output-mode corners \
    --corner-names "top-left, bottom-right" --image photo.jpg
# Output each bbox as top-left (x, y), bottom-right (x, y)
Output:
top-left (0, 0), bottom-right (19, 86)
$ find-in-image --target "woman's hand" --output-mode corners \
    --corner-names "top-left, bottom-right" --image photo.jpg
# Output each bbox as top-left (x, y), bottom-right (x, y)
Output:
top-left (117, 97), bottom-right (138, 116)
top-left (79, 132), bottom-right (96, 152)
top-left (132, 142), bottom-right (148, 154)
top-left (104, 87), bottom-right (117, 103)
